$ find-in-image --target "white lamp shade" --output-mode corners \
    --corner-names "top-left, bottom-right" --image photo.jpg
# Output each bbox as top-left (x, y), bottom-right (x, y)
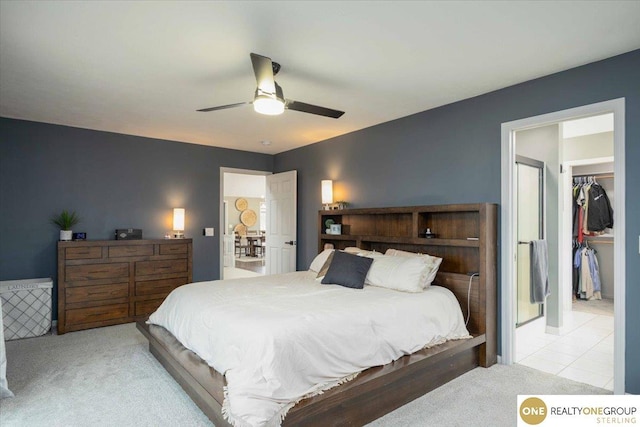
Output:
top-left (173, 208), bottom-right (185, 231)
top-left (321, 180), bottom-right (333, 204)
top-left (253, 95), bottom-right (285, 115)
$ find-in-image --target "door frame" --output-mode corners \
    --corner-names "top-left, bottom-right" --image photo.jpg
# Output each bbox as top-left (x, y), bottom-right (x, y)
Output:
top-left (220, 167), bottom-right (271, 279)
top-left (500, 98), bottom-right (625, 394)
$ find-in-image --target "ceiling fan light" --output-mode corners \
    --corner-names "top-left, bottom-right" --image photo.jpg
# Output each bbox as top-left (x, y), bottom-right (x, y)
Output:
top-left (254, 95), bottom-right (285, 115)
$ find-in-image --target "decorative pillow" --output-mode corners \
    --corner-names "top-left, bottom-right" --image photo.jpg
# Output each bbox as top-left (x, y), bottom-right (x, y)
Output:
top-left (385, 248), bottom-right (443, 288)
top-left (309, 249), bottom-right (334, 272)
top-left (315, 250), bottom-right (335, 279)
top-left (365, 255), bottom-right (426, 292)
top-left (321, 250), bottom-right (373, 289)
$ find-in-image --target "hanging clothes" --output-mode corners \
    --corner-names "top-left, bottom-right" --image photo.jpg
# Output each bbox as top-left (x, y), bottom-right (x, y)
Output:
top-left (573, 176), bottom-right (613, 236)
top-left (586, 182), bottom-right (614, 232)
top-left (571, 175), bottom-right (611, 301)
top-left (573, 242), bottom-right (602, 301)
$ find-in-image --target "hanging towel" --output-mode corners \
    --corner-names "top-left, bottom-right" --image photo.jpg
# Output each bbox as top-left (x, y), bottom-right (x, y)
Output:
top-left (530, 239), bottom-right (550, 304)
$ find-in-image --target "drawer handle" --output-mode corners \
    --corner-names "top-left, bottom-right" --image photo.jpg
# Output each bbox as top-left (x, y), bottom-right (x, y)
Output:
top-left (90, 270), bottom-right (111, 274)
top-left (88, 291), bottom-right (108, 296)
top-left (88, 291), bottom-right (123, 297)
top-left (87, 311), bottom-right (111, 318)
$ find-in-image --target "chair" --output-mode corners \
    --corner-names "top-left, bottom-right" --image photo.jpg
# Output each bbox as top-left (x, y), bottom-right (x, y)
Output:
top-left (254, 236), bottom-right (265, 258)
top-left (234, 234), bottom-right (249, 257)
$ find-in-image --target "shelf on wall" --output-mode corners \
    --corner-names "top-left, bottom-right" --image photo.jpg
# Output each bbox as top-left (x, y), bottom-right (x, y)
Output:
top-left (320, 234), bottom-right (480, 248)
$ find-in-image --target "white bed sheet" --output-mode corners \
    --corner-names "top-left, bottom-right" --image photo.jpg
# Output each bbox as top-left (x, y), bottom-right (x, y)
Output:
top-left (148, 271), bottom-right (470, 427)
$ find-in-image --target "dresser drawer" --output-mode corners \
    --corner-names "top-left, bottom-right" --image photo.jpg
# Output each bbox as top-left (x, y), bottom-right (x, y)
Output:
top-left (135, 298), bottom-right (165, 317)
top-left (66, 246), bottom-right (102, 260)
top-left (66, 303), bottom-right (129, 325)
top-left (108, 245), bottom-right (153, 258)
top-left (66, 283), bottom-right (129, 304)
top-left (135, 277), bottom-right (186, 296)
top-left (135, 259), bottom-right (187, 276)
top-left (159, 243), bottom-right (188, 255)
top-left (66, 263), bottom-right (129, 281)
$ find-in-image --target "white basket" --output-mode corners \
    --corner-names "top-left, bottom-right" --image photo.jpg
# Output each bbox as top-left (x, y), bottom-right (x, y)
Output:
top-left (0, 278), bottom-right (53, 340)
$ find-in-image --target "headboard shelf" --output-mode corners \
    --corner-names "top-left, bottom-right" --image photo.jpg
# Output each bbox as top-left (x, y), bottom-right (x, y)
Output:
top-left (319, 202), bottom-right (497, 366)
top-left (320, 234), bottom-right (480, 248)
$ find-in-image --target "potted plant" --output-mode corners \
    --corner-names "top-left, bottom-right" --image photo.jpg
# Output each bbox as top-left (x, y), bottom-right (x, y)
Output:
top-left (51, 210), bottom-right (80, 241)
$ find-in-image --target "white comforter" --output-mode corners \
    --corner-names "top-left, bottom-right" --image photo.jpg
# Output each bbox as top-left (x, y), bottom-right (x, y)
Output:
top-left (148, 271), bottom-right (470, 427)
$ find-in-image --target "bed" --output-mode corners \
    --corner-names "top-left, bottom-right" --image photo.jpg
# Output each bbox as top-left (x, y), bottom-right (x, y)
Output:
top-left (137, 203), bottom-right (497, 427)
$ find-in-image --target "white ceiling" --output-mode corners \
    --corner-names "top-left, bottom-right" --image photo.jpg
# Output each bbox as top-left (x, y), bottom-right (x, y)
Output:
top-left (1, 1), bottom-right (639, 155)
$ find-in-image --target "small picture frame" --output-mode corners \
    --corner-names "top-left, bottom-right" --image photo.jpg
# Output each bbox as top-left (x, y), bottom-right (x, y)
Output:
top-left (329, 224), bottom-right (342, 235)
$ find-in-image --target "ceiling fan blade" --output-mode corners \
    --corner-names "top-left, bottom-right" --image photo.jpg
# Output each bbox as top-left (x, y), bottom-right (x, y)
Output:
top-left (285, 100), bottom-right (345, 119)
top-left (196, 102), bottom-right (250, 112)
top-left (250, 53), bottom-right (276, 95)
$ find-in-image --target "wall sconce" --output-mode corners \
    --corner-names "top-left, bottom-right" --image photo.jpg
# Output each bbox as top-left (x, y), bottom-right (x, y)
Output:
top-left (321, 180), bottom-right (333, 210)
top-left (173, 208), bottom-right (185, 238)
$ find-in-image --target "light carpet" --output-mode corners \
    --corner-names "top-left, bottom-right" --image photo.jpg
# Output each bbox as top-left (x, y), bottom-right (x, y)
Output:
top-left (1, 323), bottom-right (609, 427)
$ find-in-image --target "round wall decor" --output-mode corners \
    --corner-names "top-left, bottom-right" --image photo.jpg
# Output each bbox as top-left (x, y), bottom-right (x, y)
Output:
top-left (235, 198), bottom-right (248, 211)
top-left (233, 223), bottom-right (247, 235)
top-left (240, 209), bottom-right (257, 227)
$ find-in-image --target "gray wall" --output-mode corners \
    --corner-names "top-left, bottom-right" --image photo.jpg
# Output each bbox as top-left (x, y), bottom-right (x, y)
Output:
top-left (0, 119), bottom-right (273, 310)
top-left (516, 125), bottom-right (560, 329)
top-left (274, 49), bottom-right (640, 392)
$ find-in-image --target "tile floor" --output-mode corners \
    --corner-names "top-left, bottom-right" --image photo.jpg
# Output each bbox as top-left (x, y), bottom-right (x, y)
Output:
top-left (515, 308), bottom-right (614, 390)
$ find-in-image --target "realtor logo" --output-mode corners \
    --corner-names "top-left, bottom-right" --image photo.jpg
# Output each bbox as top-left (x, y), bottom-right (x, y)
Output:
top-left (520, 397), bottom-right (548, 425)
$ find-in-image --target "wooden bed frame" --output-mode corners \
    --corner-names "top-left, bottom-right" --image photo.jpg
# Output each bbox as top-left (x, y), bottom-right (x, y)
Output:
top-left (137, 203), bottom-right (497, 426)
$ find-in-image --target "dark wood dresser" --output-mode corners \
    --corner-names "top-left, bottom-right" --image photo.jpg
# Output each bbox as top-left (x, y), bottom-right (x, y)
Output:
top-left (57, 239), bottom-right (192, 334)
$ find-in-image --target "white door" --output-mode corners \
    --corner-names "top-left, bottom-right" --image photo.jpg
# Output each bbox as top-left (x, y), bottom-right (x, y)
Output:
top-left (265, 170), bottom-right (297, 275)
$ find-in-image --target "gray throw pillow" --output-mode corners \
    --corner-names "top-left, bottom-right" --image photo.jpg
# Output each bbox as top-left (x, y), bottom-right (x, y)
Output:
top-left (320, 250), bottom-right (373, 289)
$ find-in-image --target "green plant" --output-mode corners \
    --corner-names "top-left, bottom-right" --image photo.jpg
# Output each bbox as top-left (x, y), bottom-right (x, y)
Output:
top-left (51, 210), bottom-right (80, 230)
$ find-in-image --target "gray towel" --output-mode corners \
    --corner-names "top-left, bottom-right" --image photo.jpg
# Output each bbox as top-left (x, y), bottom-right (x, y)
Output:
top-left (530, 239), bottom-right (550, 304)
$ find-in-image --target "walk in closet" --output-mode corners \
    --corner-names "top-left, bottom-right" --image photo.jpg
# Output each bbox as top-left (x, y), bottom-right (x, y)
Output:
top-left (571, 163), bottom-right (614, 310)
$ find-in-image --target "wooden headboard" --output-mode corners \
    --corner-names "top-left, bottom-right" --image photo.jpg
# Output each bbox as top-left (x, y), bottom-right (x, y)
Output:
top-left (318, 203), bottom-right (497, 366)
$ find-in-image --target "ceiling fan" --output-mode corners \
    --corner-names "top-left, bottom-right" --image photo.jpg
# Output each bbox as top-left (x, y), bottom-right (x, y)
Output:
top-left (197, 53), bottom-right (345, 119)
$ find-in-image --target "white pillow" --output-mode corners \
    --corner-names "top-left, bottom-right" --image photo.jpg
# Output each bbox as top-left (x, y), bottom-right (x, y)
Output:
top-left (344, 247), bottom-right (380, 258)
top-left (309, 249), bottom-right (334, 272)
top-left (385, 248), bottom-right (443, 288)
top-left (365, 255), bottom-right (426, 292)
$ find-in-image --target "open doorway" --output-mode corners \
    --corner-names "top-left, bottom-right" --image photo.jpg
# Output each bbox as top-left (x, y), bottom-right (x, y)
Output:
top-left (500, 99), bottom-right (626, 394)
top-left (221, 169), bottom-right (268, 280)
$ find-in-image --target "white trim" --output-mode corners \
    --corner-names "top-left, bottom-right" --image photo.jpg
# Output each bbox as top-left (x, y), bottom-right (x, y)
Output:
top-left (219, 167), bottom-right (271, 280)
top-left (612, 102), bottom-right (626, 395)
top-left (500, 98), bottom-right (625, 395)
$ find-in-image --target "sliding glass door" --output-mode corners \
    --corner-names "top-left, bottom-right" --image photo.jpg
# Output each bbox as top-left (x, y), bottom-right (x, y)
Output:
top-left (516, 155), bottom-right (544, 327)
